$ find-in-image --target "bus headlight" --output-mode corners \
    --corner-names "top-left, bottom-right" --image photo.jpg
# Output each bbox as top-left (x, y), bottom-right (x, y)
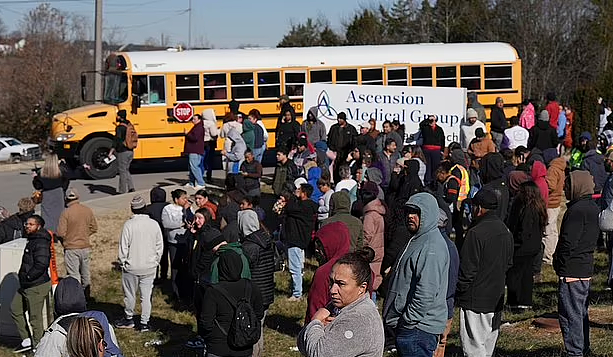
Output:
top-left (55, 133), bottom-right (75, 141)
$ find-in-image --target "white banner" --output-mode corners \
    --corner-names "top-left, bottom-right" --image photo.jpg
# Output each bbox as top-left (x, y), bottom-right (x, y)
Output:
top-left (303, 84), bottom-right (467, 146)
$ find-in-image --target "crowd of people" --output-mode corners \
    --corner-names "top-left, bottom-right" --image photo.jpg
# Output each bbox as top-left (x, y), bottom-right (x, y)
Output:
top-left (2, 91), bottom-right (613, 357)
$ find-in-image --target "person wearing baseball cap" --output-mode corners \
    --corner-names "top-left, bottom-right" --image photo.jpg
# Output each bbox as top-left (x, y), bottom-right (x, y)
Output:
top-left (57, 187), bottom-right (98, 300)
top-left (115, 195), bottom-right (164, 332)
top-left (355, 122), bottom-right (376, 153)
top-left (460, 108), bottom-right (486, 151)
top-left (456, 187), bottom-right (513, 357)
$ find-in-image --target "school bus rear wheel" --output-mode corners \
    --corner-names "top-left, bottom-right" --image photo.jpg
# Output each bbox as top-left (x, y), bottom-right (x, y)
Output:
top-left (80, 137), bottom-right (118, 180)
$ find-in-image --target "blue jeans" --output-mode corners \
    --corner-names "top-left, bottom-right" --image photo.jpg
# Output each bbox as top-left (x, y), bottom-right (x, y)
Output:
top-left (200, 144), bottom-right (212, 181)
top-left (253, 146), bottom-right (265, 164)
top-left (189, 153), bottom-right (205, 186)
top-left (287, 247), bottom-right (304, 297)
top-left (395, 327), bottom-right (438, 357)
top-left (559, 279), bottom-right (590, 356)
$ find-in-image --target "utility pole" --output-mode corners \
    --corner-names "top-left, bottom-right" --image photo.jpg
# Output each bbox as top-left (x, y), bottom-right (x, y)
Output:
top-left (188, 0), bottom-right (192, 49)
top-left (94, 0), bottom-right (103, 102)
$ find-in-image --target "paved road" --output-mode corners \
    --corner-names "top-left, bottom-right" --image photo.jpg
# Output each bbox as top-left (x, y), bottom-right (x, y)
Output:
top-left (0, 157), bottom-right (274, 212)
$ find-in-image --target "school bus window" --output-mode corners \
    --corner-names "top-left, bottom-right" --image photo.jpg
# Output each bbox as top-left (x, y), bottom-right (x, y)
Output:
top-left (337, 69), bottom-right (358, 84)
top-left (257, 72), bottom-right (281, 99)
top-left (461, 65), bottom-right (481, 90)
top-left (387, 68), bottom-right (407, 86)
top-left (285, 72), bottom-right (305, 97)
top-left (231, 72), bottom-right (254, 99)
top-left (176, 74), bottom-right (200, 101)
top-left (436, 66), bottom-right (456, 87)
top-left (310, 69), bottom-right (332, 83)
top-left (411, 67), bottom-right (432, 87)
top-left (361, 68), bottom-right (383, 85)
top-left (134, 75), bottom-right (165, 105)
top-left (203, 73), bottom-right (227, 100)
top-left (484, 64), bottom-right (512, 90)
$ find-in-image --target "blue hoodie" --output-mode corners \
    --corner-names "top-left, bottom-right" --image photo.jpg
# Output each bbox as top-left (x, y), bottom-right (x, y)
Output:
top-left (383, 193), bottom-right (449, 335)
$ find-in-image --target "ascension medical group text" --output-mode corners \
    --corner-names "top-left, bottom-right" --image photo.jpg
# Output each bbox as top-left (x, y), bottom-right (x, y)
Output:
top-left (343, 89), bottom-right (462, 142)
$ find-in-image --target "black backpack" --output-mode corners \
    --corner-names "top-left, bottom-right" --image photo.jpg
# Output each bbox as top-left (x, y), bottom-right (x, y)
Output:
top-left (213, 282), bottom-right (261, 349)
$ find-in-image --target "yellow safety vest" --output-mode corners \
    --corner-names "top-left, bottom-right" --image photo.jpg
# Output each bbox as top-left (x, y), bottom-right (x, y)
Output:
top-left (451, 164), bottom-right (470, 209)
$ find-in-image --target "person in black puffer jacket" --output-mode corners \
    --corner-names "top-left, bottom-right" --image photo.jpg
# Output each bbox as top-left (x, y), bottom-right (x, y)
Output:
top-left (12, 214), bottom-right (52, 350)
top-left (238, 209), bottom-right (274, 357)
top-left (528, 110), bottom-right (558, 151)
top-left (0, 197), bottom-right (35, 244)
top-left (185, 208), bottom-right (225, 348)
top-left (200, 250), bottom-right (264, 357)
top-left (146, 187), bottom-right (169, 282)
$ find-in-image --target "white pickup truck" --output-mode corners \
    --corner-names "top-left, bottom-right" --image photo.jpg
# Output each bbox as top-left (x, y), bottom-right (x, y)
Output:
top-left (0, 137), bottom-right (42, 163)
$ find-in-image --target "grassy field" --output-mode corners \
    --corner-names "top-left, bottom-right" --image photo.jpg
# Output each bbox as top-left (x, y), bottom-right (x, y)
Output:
top-left (1, 208), bottom-right (613, 357)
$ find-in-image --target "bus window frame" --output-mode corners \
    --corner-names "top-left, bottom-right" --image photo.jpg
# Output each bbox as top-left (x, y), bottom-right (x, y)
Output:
top-left (256, 71), bottom-right (281, 99)
top-left (460, 64), bottom-right (482, 90)
top-left (230, 71), bottom-right (255, 100)
top-left (283, 69), bottom-right (306, 98)
top-left (336, 68), bottom-right (358, 85)
top-left (203, 72), bottom-right (229, 101)
top-left (384, 65), bottom-right (409, 86)
top-left (410, 66), bottom-right (433, 87)
top-left (175, 73), bottom-right (201, 102)
top-left (309, 68), bottom-right (333, 84)
top-left (484, 63), bottom-right (513, 90)
top-left (435, 65), bottom-right (457, 88)
top-left (360, 67), bottom-right (383, 85)
top-left (134, 74), bottom-right (166, 106)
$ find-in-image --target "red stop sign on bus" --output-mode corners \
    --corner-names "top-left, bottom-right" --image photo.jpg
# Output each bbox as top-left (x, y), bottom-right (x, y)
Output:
top-left (173, 102), bottom-right (194, 122)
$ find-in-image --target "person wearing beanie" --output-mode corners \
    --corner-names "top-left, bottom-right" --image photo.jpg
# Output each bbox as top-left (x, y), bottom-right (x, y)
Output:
top-left (57, 188), bottom-right (97, 299)
top-left (490, 97), bottom-right (507, 148)
top-left (116, 196), bottom-right (163, 332)
top-left (554, 170), bottom-right (600, 357)
top-left (570, 131), bottom-right (593, 169)
top-left (460, 108), bottom-right (486, 150)
top-left (528, 110), bottom-right (558, 151)
top-left (468, 127), bottom-right (496, 163)
top-left (456, 187), bottom-right (513, 357)
top-left (328, 112), bottom-right (358, 182)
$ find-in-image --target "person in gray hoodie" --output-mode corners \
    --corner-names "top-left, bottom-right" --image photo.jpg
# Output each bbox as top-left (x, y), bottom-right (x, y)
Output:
top-left (223, 127), bottom-right (247, 174)
top-left (301, 107), bottom-right (327, 144)
top-left (383, 192), bottom-right (449, 357)
top-left (297, 251), bottom-right (385, 357)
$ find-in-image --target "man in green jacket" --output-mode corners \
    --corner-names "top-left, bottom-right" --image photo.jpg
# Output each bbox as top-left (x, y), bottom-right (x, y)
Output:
top-left (383, 192), bottom-right (449, 357)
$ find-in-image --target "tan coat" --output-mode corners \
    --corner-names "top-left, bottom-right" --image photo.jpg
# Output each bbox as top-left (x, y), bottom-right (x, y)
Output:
top-left (547, 157), bottom-right (567, 208)
top-left (468, 137), bottom-right (496, 159)
top-left (57, 201), bottom-right (97, 249)
top-left (362, 199), bottom-right (386, 290)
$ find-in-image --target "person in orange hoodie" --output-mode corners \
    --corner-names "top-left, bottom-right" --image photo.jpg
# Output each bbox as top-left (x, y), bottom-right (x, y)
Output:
top-left (305, 222), bottom-right (350, 323)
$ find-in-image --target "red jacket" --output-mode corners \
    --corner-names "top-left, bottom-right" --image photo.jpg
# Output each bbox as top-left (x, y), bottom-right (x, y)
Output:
top-left (305, 222), bottom-right (350, 323)
top-left (532, 161), bottom-right (549, 204)
top-left (546, 101), bottom-right (560, 130)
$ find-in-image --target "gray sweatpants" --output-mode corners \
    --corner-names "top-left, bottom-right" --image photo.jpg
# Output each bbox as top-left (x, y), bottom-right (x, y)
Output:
top-left (459, 308), bottom-right (501, 357)
top-left (117, 150), bottom-right (134, 194)
top-left (122, 270), bottom-right (155, 324)
top-left (64, 248), bottom-right (91, 287)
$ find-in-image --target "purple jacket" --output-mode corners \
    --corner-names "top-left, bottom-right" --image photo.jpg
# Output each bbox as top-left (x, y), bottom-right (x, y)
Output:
top-left (184, 121), bottom-right (205, 155)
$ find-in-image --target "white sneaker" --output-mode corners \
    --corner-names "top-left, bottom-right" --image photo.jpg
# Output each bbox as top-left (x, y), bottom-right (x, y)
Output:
top-left (194, 184), bottom-right (206, 190)
top-left (184, 183), bottom-right (193, 188)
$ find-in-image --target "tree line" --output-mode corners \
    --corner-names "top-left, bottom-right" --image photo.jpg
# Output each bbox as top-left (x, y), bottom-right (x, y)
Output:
top-left (279, 0), bottom-right (613, 137)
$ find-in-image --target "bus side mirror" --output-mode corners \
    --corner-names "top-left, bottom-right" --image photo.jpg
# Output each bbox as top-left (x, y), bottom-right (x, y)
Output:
top-left (80, 71), bottom-right (96, 102)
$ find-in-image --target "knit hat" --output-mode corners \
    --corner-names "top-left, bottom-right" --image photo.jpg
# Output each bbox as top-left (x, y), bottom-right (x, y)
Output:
top-left (472, 188), bottom-right (498, 209)
top-left (538, 110), bottom-right (549, 122)
top-left (131, 196), bottom-right (146, 210)
top-left (579, 131), bottom-right (592, 141)
top-left (337, 112), bottom-right (347, 120)
top-left (65, 188), bottom-right (79, 201)
top-left (475, 127), bottom-right (485, 138)
top-left (466, 108), bottom-right (478, 119)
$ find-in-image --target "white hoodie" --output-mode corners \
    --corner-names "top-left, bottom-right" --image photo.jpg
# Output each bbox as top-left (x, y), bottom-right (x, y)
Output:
top-left (118, 214), bottom-right (163, 275)
top-left (202, 109), bottom-right (220, 142)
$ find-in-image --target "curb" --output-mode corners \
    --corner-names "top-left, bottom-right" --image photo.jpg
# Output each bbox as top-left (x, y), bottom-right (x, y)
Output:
top-left (0, 160), bottom-right (44, 173)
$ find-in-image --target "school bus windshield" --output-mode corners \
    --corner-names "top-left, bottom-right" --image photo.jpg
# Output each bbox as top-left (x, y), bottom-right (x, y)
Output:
top-left (103, 72), bottom-right (128, 105)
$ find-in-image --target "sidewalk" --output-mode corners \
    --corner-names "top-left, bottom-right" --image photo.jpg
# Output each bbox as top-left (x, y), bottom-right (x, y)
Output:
top-left (0, 160), bottom-right (44, 173)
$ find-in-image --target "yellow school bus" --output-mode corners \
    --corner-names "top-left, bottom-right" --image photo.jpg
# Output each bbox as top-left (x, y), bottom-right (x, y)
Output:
top-left (50, 42), bottom-right (521, 179)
